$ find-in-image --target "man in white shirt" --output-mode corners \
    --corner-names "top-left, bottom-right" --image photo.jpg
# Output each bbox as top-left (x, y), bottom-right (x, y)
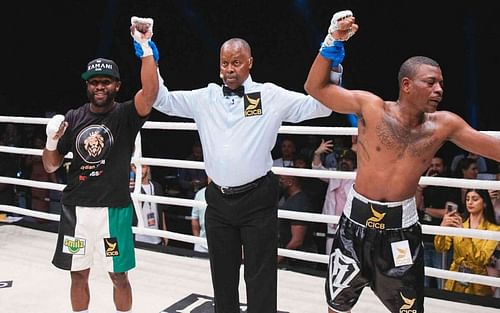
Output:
top-left (145, 22), bottom-right (351, 312)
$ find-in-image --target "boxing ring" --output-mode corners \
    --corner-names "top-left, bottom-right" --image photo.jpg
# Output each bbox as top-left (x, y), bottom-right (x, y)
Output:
top-left (1, 116), bottom-right (500, 313)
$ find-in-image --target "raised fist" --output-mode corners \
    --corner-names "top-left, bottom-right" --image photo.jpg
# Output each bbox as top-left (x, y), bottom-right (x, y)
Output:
top-left (130, 16), bottom-right (159, 61)
top-left (130, 16), bottom-right (154, 42)
top-left (324, 10), bottom-right (359, 46)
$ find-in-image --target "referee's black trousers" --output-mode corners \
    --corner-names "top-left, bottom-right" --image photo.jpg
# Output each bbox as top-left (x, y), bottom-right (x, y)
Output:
top-left (205, 172), bottom-right (279, 313)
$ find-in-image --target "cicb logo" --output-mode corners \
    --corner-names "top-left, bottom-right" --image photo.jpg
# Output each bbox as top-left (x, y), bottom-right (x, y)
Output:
top-left (399, 292), bottom-right (417, 313)
top-left (366, 205), bottom-right (386, 229)
top-left (244, 92), bottom-right (262, 117)
top-left (104, 238), bottom-right (119, 257)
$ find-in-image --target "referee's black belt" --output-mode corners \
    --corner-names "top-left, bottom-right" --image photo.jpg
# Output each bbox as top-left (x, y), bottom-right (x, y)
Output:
top-left (213, 172), bottom-right (271, 196)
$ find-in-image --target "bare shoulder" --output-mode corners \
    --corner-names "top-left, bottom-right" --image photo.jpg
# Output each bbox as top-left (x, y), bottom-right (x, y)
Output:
top-left (431, 110), bottom-right (467, 126)
top-left (383, 100), bottom-right (399, 109)
top-left (355, 89), bottom-right (382, 101)
top-left (427, 110), bottom-right (475, 142)
top-left (357, 90), bottom-right (384, 109)
top-left (433, 110), bottom-right (461, 118)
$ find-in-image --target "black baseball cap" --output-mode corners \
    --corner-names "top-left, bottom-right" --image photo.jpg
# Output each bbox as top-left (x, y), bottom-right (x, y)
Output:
top-left (81, 58), bottom-right (120, 81)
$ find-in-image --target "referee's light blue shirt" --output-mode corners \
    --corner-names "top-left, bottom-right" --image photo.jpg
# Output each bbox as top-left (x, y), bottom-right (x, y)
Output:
top-left (153, 75), bottom-right (333, 187)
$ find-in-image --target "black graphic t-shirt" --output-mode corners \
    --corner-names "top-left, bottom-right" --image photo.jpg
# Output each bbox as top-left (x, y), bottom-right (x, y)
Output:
top-left (58, 101), bottom-right (147, 207)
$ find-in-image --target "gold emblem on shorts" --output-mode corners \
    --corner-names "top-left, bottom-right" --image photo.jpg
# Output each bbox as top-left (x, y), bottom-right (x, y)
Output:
top-left (104, 237), bottom-right (120, 257)
top-left (396, 248), bottom-right (407, 260)
top-left (399, 292), bottom-right (417, 313)
top-left (366, 205), bottom-right (386, 229)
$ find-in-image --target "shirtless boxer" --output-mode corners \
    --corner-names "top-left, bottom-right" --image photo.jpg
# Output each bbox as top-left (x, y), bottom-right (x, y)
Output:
top-left (304, 10), bottom-right (500, 313)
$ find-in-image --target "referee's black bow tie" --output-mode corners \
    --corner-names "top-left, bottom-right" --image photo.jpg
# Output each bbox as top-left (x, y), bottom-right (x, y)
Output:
top-left (223, 85), bottom-right (245, 97)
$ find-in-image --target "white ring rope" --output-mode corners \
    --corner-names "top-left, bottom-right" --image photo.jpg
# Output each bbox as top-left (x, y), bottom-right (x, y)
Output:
top-left (3, 147), bottom-right (499, 190)
top-left (4, 174), bottom-right (500, 242)
top-left (143, 121), bottom-right (360, 136)
top-left (1, 115), bottom-right (500, 289)
top-left (0, 205), bottom-right (60, 222)
top-left (0, 176), bottom-right (65, 191)
top-left (2, 116), bottom-right (499, 137)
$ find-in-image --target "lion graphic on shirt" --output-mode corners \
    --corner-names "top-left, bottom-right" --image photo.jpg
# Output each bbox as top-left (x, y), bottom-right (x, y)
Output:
top-left (84, 131), bottom-right (105, 157)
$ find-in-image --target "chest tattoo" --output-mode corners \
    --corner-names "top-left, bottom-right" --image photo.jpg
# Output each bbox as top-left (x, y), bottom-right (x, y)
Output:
top-left (375, 115), bottom-right (435, 159)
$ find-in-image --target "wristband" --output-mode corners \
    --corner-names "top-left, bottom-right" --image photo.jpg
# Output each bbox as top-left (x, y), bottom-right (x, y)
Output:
top-left (133, 40), bottom-right (159, 62)
top-left (320, 40), bottom-right (345, 67)
top-left (45, 136), bottom-right (59, 151)
top-left (45, 114), bottom-right (65, 151)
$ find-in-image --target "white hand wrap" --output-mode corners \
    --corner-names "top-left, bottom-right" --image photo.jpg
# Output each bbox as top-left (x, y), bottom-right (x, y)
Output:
top-left (45, 114), bottom-right (65, 151)
top-left (323, 10), bottom-right (354, 46)
top-left (131, 16), bottom-right (154, 57)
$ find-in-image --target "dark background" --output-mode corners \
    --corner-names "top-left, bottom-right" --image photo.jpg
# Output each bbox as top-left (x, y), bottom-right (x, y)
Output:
top-left (2, 0), bottom-right (499, 164)
top-left (2, 0), bottom-right (500, 258)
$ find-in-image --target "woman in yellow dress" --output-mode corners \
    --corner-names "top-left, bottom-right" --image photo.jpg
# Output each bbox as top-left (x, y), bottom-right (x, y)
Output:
top-left (435, 188), bottom-right (500, 296)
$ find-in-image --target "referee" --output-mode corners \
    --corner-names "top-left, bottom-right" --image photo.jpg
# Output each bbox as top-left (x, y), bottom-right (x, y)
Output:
top-left (150, 37), bottom-right (344, 313)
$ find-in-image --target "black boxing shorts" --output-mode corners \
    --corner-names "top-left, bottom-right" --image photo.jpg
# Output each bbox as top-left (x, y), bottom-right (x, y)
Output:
top-left (326, 187), bottom-right (424, 313)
